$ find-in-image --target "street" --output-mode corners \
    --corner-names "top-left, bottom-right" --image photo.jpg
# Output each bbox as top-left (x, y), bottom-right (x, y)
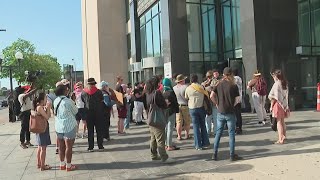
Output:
top-left (0, 110), bottom-right (319, 179)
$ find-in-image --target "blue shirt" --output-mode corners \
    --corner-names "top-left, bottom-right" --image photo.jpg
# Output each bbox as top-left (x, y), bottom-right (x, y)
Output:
top-left (54, 96), bottom-right (78, 133)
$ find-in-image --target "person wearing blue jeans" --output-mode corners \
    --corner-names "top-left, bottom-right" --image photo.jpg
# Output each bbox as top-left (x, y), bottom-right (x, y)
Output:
top-left (211, 67), bottom-right (242, 161)
top-left (189, 107), bottom-right (210, 150)
top-left (205, 106), bottom-right (218, 137)
top-left (185, 74), bottom-right (210, 150)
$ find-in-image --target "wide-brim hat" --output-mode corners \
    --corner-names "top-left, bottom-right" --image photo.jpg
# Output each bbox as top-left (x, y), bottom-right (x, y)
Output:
top-left (87, 78), bottom-right (97, 85)
top-left (253, 70), bottom-right (262, 76)
top-left (175, 74), bottom-right (187, 83)
top-left (56, 79), bottom-right (70, 87)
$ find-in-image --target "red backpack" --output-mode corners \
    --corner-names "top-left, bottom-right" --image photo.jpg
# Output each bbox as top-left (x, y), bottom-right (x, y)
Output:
top-left (256, 77), bottom-right (267, 96)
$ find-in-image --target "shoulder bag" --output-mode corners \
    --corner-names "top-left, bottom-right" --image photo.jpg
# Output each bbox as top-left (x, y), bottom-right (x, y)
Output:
top-left (29, 109), bottom-right (47, 134)
top-left (147, 91), bottom-right (168, 129)
top-left (190, 84), bottom-right (212, 115)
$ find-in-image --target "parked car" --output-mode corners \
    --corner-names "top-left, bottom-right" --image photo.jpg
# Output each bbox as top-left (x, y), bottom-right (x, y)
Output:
top-left (1, 99), bottom-right (8, 107)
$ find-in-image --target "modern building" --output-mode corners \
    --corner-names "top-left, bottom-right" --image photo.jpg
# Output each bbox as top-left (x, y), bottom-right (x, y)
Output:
top-left (81, 0), bottom-right (320, 109)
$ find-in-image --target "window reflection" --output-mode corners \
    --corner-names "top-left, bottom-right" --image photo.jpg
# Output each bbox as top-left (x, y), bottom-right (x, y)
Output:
top-left (139, 2), bottom-right (162, 59)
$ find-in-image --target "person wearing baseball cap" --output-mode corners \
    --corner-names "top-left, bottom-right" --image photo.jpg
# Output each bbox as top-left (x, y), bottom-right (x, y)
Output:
top-left (19, 83), bottom-right (37, 149)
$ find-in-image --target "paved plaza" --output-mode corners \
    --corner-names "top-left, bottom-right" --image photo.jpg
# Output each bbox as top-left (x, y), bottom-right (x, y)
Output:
top-left (0, 108), bottom-right (319, 180)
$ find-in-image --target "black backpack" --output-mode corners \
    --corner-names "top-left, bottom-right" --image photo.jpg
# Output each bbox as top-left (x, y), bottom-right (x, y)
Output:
top-left (13, 86), bottom-right (25, 116)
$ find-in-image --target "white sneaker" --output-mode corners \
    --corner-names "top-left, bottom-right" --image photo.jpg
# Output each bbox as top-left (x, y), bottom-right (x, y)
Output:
top-left (162, 158), bottom-right (176, 164)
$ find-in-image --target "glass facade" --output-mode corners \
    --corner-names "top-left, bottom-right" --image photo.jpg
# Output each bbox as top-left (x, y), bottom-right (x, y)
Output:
top-left (221, 0), bottom-right (241, 58)
top-left (186, 0), bottom-right (217, 78)
top-left (298, 0), bottom-right (320, 55)
top-left (140, 2), bottom-right (161, 59)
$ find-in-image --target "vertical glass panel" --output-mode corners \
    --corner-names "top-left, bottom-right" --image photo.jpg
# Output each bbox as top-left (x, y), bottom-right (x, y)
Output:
top-left (140, 27), bottom-right (146, 58)
top-left (224, 51), bottom-right (234, 59)
top-left (312, 9), bottom-right (320, 45)
top-left (299, 1), bottom-right (311, 45)
top-left (140, 15), bottom-right (146, 26)
top-left (189, 53), bottom-right (203, 61)
top-left (311, 0), bottom-right (320, 9)
top-left (127, 34), bottom-right (131, 59)
top-left (146, 10), bottom-right (152, 21)
top-left (204, 53), bottom-right (217, 61)
top-left (152, 2), bottom-right (159, 17)
top-left (189, 62), bottom-right (204, 80)
top-left (223, 1), bottom-right (233, 51)
top-left (202, 0), bottom-right (215, 4)
top-left (208, 7), bottom-right (217, 52)
top-left (146, 21), bottom-right (153, 57)
top-left (187, 4), bottom-right (202, 52)
top-left (202, 5), bottom-right (210, 52)
top-left (153, 15), bottom-right (161, 57)
top-left (232, 0), bottom-right (241, 49)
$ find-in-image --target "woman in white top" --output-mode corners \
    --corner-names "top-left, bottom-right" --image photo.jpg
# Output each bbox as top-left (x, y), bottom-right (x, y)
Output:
top-left (268, 69), bottom-right (289, 144)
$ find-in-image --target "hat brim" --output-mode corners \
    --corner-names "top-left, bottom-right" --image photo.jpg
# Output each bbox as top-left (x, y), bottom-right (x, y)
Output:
top-left (175, 77), bottom-right (187, 83)
top-left (88, 81), bottom-right (97, 85)
top-left (254, 73), bottom-right (261, 76)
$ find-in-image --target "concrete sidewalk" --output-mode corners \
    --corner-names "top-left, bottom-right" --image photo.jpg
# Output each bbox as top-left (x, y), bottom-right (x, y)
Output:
top-left (0, 109), bottom-right (319, 180)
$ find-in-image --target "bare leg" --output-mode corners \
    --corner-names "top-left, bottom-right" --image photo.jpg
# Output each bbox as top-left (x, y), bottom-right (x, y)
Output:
top-left (176, 123), bottom-right (182, 139)
top-left (282, 119), bottom-right (286, 138)
top-left (37, 146), bottom-right (41, 168)
top-left (184, 124), bottom-right (190, 138)
top-left (58, 139), bottom-right (66, 162)
top-left (277, 119), bottom-right (285, 143)
top-left (40, 146), bottom-right (47, 169)
top-left (65, 139), bottom-right (74, 164)
top-left (82, 120), bottom-right (87, 135)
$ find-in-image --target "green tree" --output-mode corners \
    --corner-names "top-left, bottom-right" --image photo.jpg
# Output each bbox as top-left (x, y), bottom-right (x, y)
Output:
top-left (0, 38), bottom-right (62, 89)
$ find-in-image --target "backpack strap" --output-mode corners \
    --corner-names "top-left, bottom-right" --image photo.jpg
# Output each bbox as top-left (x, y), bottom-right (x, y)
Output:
top-left (54, 97), bottom-right (66, 116)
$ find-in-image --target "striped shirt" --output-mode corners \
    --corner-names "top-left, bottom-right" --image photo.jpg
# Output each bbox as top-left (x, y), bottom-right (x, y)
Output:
top-left (54, 96), bottom-right (78, 133)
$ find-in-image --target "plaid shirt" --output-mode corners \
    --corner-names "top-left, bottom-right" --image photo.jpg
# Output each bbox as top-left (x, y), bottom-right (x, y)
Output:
top-left (54, 96), bottom-right (78, 133)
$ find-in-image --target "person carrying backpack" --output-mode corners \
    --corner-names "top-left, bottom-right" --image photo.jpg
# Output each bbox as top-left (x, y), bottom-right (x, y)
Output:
top-left (18, 84), bottom-right (37, 149)
top-left (247, 70), bottom-right (268, 125)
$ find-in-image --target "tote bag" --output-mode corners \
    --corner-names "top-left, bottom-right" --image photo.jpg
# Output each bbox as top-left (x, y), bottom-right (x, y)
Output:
top-left (29, 111), bottom-right (47, 133)
top-left (147, 91), bottom-right (168, 129)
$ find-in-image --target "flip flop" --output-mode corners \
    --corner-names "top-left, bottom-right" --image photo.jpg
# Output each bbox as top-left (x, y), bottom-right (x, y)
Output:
top-left (40, 165), bottom-right (52, 171)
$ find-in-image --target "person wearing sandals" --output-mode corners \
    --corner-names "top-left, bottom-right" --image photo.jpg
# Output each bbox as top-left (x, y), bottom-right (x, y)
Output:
top-left (33, 93), bottom-right (52, 171)
top-left (162, 78), bottom-right (180, 151)
top-left (268, 69), bottom-right (289, 144)
top-left (173, 74), bottom-right (191, 140)
top-left (54, 84), bottom-right (78, 171)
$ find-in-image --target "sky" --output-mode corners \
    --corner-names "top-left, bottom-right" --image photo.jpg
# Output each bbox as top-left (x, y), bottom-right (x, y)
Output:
top-left (0, 0), bottom-right (83, 89)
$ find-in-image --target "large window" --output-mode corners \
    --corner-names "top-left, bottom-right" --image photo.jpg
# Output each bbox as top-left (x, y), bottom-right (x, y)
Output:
top-left (140, 2), bottom-right (161, 59)
top-left (221, 0), bottom-right (241, 58)
top-left (298, 0), bottom-right (320, 55)
top-left (187, 0), bottom-right (217, 77)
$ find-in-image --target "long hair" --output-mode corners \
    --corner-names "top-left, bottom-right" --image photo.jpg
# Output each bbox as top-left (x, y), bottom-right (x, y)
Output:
top-left (33, 92), bottom-right (46, 110)
top-left (223, 75), bottom-right (235, 85)
top-left (146, 76), bottom-right (160, 94)
top-left (272, 69), bottom-right (288, 90)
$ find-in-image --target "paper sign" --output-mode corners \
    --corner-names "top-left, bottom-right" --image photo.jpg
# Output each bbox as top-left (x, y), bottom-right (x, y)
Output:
top-left (164, 62), bottom-right (172, 78)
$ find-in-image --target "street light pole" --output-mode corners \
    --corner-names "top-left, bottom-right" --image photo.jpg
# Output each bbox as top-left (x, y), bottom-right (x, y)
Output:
top-left (9, 67), bottom-right (13, 93)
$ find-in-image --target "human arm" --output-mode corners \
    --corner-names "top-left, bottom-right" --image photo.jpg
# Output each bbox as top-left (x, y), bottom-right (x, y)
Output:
top-left (247, 79), bottom-right (257, 90)
top-left (37, 105), bottom-right (51, 120)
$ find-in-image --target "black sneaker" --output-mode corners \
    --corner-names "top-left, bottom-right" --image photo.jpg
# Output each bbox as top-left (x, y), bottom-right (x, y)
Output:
top-left (87, 148), bottom-right (94, 152)
top-left (25, 142), bottom-right (34, 147)
top-left (212, 154), bottom-right (218, 161)
top-left (230, 154), bottom-right (243, 161)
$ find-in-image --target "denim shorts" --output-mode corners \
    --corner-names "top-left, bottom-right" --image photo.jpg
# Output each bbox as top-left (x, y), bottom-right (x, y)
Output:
top-left (56, 127), bottom-right (77, 140)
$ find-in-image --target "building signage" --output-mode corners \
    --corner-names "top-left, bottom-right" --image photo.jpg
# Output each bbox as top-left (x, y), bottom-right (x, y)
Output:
top-left (137, 0), bottom-right (157, 16)
top-left (164, 62), bottom-right (172, 78)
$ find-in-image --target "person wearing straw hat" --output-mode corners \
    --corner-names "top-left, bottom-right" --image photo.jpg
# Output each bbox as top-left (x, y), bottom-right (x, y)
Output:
top-left (247, 70), bottom-right (268, 125)
top-left (173, 74), bottom-right (191, 140)
top-left (82, 78), bottom-right (106, 152)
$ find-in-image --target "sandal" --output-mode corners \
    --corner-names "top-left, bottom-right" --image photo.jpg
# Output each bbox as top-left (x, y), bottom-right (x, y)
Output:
top-left (66, 164), bottom-right (77, 172)
top-left (274, 141), bottom-right (284, 144)
top-left (177, 137), bottom-right (182, 141)
top-left (40, 165), bottom-right (52, 171)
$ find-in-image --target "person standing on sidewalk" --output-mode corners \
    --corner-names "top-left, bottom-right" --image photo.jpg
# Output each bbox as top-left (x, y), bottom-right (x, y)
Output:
top-left (233, 69), bottom-right (243, 134)
top-left (133, 82), bottom-right (145, 125)
top-left (211, 67), bottom-right (242, 161)
top-left (146, 76), bottom-right (174, 163)
top-left (54, 84), bottom-right (78, 171)
top-left (269, 69), bottom-right (289, 144)
top-left (19, 84), bottom-right (37, 149)
top-left (74, 82), bottom-right (87, 139)
top-left (185, 74), bottom-right (210, 150)
top-left (33, 93), bottom-right (52, 171)
top-left (162, 78), bottom-right (180, 151)
top-left (173, 74), bottom-right (191, 140)
top-left (201, 71), bottom-right (214, 137)
top-left (248, 70), bottom-right (268, 125)
top-left (8, 92), bottom-right (16, 122)
top-left (82, 78), bottom-right (106, 151)
top-left (115, 76), bottom-right (127, 134)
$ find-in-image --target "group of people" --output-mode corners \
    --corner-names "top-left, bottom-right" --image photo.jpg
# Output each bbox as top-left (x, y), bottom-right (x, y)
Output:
top-left (14, 66), bottom-right (289, 171)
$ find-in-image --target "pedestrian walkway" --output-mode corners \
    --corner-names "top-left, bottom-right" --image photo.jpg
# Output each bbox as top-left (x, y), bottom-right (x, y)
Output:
top-left (0, 109), bottom-right (319, 180)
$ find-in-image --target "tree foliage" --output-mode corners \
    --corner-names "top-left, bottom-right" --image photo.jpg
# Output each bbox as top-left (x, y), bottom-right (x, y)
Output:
top-left (0, 39), bottom-right (62, 89)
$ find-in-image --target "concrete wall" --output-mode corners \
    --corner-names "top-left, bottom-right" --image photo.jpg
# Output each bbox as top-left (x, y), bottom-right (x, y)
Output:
top-left (81, 0), bottom-right (128, 88)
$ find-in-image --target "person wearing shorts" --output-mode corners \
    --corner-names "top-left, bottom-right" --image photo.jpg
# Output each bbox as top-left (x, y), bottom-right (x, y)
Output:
top-left (54, 84), bottom-right (78, 171)
top-left (74, 82), bottom-right (87, 139)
